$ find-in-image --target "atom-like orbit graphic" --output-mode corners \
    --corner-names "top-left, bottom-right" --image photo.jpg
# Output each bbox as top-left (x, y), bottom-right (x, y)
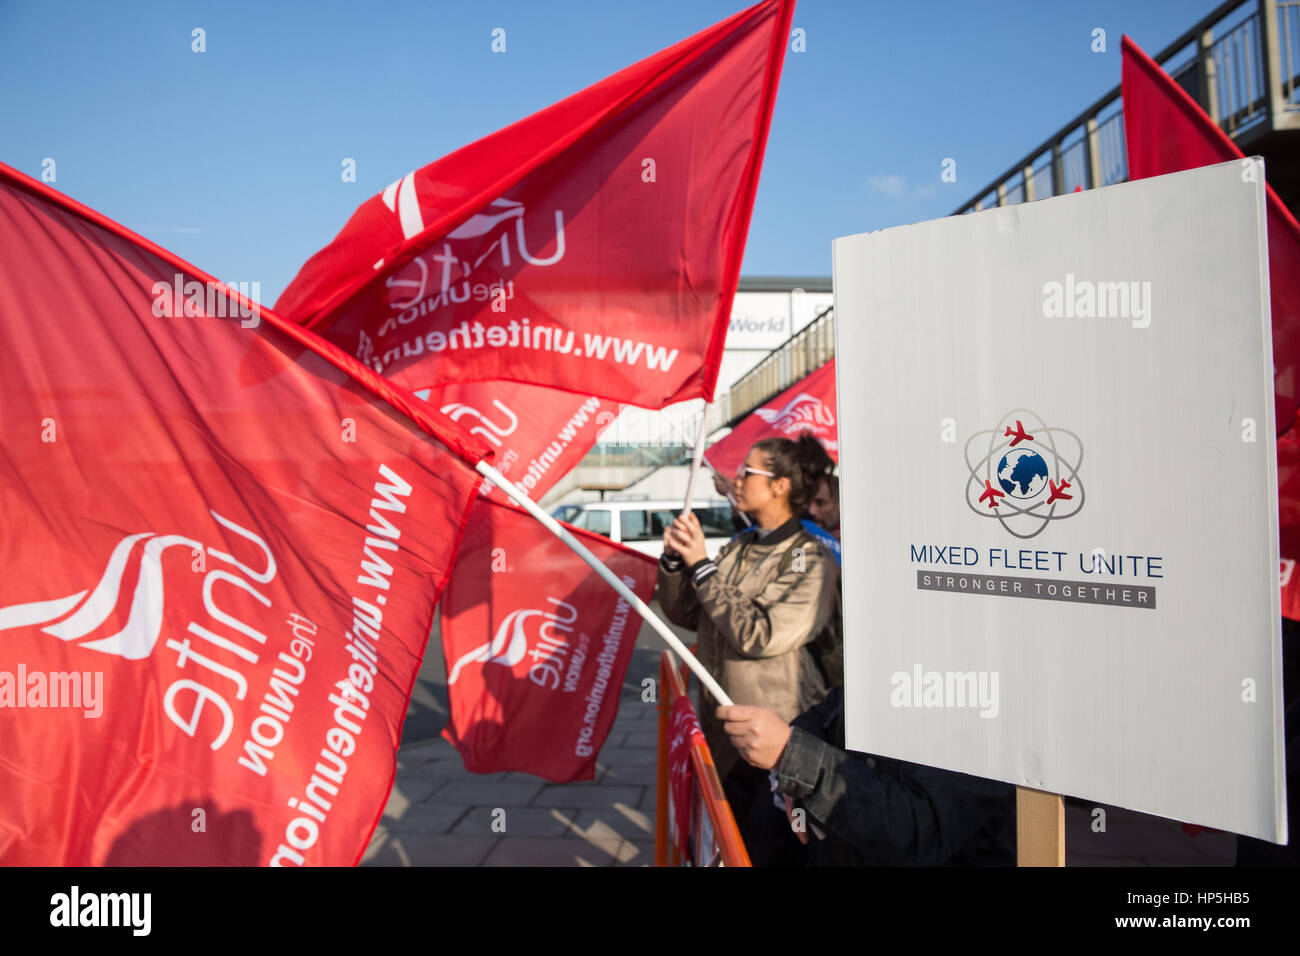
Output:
top-left (963, 408), bottom-right (1085, 540)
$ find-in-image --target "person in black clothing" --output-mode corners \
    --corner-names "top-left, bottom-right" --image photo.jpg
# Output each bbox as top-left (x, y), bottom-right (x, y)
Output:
top-left (719, 688), bottom-right (1015, 865)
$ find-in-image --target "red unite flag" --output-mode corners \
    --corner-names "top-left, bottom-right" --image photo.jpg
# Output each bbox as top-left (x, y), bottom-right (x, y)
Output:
top-left (1121, 38), bottom-right (1300, 453)
top-left (440, 499), bottom-right (657, 782)
top-left (705, 359), bottom-right (837, 480)
top-left (1122, 35), bottom-right (1300, 580)
top-left (1283, 529), bottom-right (1300, 622)
top-left (667, 694), bottom-right (707, 852)
top-left (413, 380), bottom-right (618, 505)
top-left (275, 0), bottom-right (796, 409)
top-left (0, 164), bottom-right (489, 866)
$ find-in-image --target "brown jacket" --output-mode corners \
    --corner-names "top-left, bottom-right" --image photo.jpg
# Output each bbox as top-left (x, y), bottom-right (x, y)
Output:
top-left (657, 515), bottom-right (840, 780)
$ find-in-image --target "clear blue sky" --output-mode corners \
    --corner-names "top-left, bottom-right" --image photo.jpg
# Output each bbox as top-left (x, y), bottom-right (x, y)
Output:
top-left (1, 0), bottom-right (1221, 303)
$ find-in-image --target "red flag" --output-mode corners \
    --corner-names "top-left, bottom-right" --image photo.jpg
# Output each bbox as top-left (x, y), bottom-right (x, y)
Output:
top-left (0, 164), bottom-right (488, 866)
top-left (1281, 528), bottom-right (1300, 621)
top-left (440, 499), bottom-right (656, 782)
top-left (704, 359), bottom-right (837, 479)
top-left (275, 0), bottom-right (796, 408)
top-left (414, 380), bottom-right (617, 504)
top-left (1121, 35), bottom-right (1300, 437)
top-left (667, 694), bottom-right (707, 852)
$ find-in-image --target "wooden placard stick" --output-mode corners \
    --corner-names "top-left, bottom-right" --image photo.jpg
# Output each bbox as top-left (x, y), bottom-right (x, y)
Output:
top-left (1016, 787), bottom-right (1065, 866)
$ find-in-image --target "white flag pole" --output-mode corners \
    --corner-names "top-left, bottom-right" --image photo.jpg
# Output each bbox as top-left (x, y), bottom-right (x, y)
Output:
top-left (476, 458), bottom-right (734, 707)
top-left (680, 401), bottom-right (712, 516)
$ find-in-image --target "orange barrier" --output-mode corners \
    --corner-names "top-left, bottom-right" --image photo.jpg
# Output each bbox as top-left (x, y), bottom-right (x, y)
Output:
top-left (654, 650), bottom-right (751, 867)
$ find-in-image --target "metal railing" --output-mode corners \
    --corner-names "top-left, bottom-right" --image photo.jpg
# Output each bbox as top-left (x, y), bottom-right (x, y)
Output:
top-left (1284, 0), bottom-right (1300, 107)
top-left (725, 305), bottom-right (834, 426)
top-left (955, 0), bottom-right (1300, 215)
top-left (545, 399), bottom-right (733, 502)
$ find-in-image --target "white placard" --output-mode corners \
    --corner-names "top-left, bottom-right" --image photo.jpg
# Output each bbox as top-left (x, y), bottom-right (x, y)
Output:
top-left (833, 159), bottom-right (1286, 842)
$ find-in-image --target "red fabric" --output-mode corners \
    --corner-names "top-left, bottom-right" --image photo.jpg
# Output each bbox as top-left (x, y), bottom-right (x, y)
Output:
top-left (1281, 527), bottom-right (1300, 621)
top-left (1122, 35), bottom-right (1300, 439)
top-left (0, 164), bottom-right (485, 866)
top-left (705, 359), bottom-right (837, 478)
top-left (414, 380), bottom-right (617, 505)
top-left (667, 694), bottom-right (706, 852)
top-left (1123, 35), bottom-right (1300, 613)
top-left (275, 0), bottom-right (796, 409)
top-left (440, 499), bottom-right (657, 781)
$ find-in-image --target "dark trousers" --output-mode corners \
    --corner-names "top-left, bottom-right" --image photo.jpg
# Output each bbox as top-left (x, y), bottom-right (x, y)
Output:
top-left (721, 760), bottom-right (805, 867)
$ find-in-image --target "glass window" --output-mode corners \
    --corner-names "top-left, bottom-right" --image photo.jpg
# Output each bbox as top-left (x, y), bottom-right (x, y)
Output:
top-left (616, 507), bottom-right (738, 541)
top-left (575, 508), bottom-right (611, 537)
top-left (620, 510), bottom-right (649, 542)
top-left (693, 506), bottom-right (740, 537)
top-left (551, 504), bottom-right (580, 524)
top-left (649, 510), bottom-right (677, 539)
top-left (620, 509), bottom-right (676, 543)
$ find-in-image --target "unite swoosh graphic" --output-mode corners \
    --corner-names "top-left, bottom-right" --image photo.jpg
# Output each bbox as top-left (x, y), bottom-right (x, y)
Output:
top-left (753, 394), bottom-right (833, 428)
top-left (0, 532), bottom-right (203, 660)
top-left (447, 607), bottom-right (542, 685)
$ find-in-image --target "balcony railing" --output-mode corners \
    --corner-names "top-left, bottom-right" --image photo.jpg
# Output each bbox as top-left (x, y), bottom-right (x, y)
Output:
top-left (725, 305), bottom-right (834, 426)
top-left (955, 0), bottom-right (1300, 215)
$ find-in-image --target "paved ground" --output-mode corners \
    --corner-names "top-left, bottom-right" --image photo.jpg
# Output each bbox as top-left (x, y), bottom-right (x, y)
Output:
top-left (362, 604), bottom-right (686, 867)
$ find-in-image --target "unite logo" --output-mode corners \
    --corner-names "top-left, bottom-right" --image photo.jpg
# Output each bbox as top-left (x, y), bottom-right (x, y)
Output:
top-left (447, 597), bottom-right (578, 691)
top-left (360, 183), bottom-right (568, 372)
top-left (377, 176), bottom-right (567, 314)
top-left (754, 392), bottom-right (835, 436)
top-left (438, 399), bottom-right (519, 448)
top-left (0, 511), bottom-right (278, 749)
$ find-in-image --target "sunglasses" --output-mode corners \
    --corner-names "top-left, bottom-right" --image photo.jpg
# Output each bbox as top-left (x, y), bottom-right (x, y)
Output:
top-left (734, 465), bottom-right (776, 481)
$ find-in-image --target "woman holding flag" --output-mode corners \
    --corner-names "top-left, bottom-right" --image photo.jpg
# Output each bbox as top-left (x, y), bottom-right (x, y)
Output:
top-left (657, 434), bottom-right (840, 865)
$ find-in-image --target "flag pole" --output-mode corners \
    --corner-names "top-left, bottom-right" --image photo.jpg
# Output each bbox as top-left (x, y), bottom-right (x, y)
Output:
top-left (476, 459), bottom-right (735, 707)
top-left (680, 401), bottom-right (712, 516)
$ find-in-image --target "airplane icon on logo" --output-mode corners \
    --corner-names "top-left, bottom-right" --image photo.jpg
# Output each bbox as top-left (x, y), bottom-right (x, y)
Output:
top-left (1004, 420), bottom-right (1034, 446)
top-left (978, 479), bottom-right (1006, 509)
top-left (1046, 479), bottom-right (1073, 504)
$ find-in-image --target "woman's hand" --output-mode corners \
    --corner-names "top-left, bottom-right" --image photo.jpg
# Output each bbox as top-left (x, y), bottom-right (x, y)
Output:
top-left (665, 511), bottom-right (708, 566)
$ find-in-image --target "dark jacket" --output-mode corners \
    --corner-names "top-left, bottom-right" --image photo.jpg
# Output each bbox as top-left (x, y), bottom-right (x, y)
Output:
top-left (774, 686), bottom-right (1016, 866)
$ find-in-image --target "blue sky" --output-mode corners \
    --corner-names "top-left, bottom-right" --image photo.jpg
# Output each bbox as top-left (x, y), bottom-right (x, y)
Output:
top-left (1, 0), bottom-right (1220, 302)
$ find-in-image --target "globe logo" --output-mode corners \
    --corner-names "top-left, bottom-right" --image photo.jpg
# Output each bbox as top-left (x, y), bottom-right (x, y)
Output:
top-left (997, 449), bottom-right (1049, 499)
top-left (964, 409), bottom-right (1085, 539)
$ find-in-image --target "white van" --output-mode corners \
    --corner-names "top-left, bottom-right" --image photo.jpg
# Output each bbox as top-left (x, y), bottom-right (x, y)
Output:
top-left (562, 499), bottom-right (744, 559)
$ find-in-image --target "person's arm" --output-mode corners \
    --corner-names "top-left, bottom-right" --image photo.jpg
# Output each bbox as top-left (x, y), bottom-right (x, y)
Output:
top-left (655, 532), bottom-right (702, 631)
top-left (693, 537), bottom-right (838, 659)
top-left (775, 730), bottom-right (1011, 866)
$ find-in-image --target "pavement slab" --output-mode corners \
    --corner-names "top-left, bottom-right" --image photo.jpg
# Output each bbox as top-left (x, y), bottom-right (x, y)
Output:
top-left (563, 803), bottom-right (654, 844)
top-left (481, 837), bottom-right (618, 867)
top-left (364, 832), bottom-right (497, 867)
top-left (617, 840), bottom-right (656, 867)
top-left (533, 784), bottom-right (644, 809)
top-left (451, 806), bottom-right (579, 839)
top-left (366, 605), bottom-right (676, 866)
top-left (381, 801), bottom-right (469, 833)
